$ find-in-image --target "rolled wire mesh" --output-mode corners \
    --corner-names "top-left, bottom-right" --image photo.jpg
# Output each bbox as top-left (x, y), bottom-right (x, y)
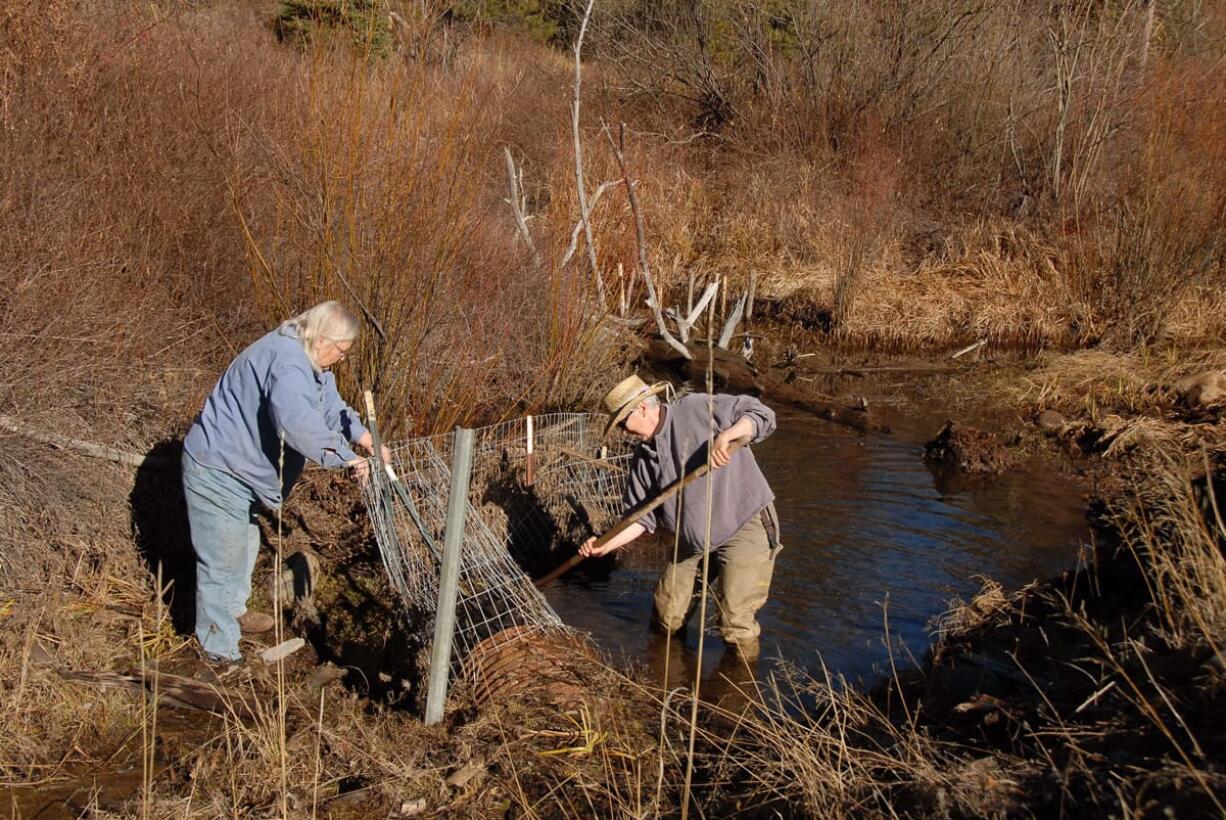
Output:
top-left (362, 413), bottom-right (633, 669)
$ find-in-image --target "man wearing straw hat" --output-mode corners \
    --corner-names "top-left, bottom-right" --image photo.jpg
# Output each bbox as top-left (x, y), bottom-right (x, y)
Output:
top-left (580, 375), bottom-right (782, 661)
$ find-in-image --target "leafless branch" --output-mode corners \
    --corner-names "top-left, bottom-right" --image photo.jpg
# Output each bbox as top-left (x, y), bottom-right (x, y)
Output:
top-left (560, 180), bottom-right (618, 270)
top-left (600, 119), bottom-right (690, 360)
top-left (717, 292), bottom-right (747, 349)
top-left (665, 280), bottom-right (718, 343)
top-left (742, 271), bottom-right (758, 360)
top-left (571, 0), bottom-right (605, 310)
top-left (503, 147), bottom-right (539, 266)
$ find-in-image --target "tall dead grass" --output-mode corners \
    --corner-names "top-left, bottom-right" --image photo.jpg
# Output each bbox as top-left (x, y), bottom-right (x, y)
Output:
top-left (1112, 449), bottom-right (1226, 656)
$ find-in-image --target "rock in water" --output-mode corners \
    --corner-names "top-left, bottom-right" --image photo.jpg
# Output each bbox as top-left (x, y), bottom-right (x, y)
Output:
top-left (924, 421), bottom-right (1015, 476)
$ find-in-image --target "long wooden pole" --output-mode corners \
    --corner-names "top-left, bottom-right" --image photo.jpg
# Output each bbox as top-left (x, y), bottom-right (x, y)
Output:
top-left (0, 413), bottom-right (165, 469)
top-left (533, 436), bottom-right (750, 588)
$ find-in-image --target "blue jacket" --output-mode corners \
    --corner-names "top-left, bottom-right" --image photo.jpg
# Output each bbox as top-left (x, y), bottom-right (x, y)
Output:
top-left (183, 325), bottom-right (369, 509)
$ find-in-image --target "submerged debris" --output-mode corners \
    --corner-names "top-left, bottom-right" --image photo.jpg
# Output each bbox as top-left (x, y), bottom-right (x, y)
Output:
top-left (924, 420), bottom-right (1015, 476)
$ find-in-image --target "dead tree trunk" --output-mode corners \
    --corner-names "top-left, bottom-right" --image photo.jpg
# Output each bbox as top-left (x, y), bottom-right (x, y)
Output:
top-left (602, 121), bottom-right (691, 360)
top-left (571, 0), bottom-right (605, 310)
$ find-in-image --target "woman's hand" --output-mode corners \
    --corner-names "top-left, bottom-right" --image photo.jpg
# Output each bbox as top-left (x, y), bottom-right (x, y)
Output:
top-left (348, 457), bottom-right (371, 487)
top-left (356, 431), bottom-right (393, 465)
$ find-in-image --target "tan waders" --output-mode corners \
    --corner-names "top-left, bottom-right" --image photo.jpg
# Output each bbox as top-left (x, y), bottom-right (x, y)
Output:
top-left (651, 506), bottom-right (782, 660)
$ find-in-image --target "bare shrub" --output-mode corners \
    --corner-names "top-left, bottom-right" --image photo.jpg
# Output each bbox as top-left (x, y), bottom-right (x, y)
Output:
top-left (0, 3), bottom-right (281, 440)
top-left (590, 2), bottom-right (1225, 353)
top-left (1064, 59), bottom-right (1226, 348)
top-left (229, 39), bottom-right (629, 436)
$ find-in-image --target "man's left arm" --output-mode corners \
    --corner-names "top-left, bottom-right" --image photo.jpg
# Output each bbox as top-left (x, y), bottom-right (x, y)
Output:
top-left (710, 394), bottom-right (776, 467)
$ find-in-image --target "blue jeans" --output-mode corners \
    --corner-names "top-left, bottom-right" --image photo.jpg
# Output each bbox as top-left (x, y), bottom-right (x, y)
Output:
top-left (181, 453), bottom-right (261, 661)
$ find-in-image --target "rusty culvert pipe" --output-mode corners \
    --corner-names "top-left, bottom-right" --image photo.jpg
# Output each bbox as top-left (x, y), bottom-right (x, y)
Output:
top-left (461, 625), bottom-right (598, 710)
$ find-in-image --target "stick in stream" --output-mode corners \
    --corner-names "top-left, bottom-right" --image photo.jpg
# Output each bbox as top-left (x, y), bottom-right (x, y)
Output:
top-left (534, 436), bottom-right (750, 588)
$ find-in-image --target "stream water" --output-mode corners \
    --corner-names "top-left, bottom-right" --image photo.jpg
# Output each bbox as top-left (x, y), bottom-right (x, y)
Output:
top-left (542, 405), bottom-right (1091, 692)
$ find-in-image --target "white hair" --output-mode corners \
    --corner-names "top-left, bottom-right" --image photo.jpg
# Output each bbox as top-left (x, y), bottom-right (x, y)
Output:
top-left (642, 395), bottom-right (660, 409)
top-left (281, 300), bottom-right (360, 370)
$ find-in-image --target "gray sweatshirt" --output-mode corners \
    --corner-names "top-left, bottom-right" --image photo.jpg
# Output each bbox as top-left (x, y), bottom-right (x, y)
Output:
top-left (623, 393), bottom-right (776, 554)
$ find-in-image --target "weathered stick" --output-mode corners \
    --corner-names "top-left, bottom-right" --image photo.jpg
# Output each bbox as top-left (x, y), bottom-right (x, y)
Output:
top-left (601, 120), bottom-right (691, 360)
top-left (570, 0), bottom-right (605, 309)
top-left (560, 180), bottom-right (617, 269)
top-left (742, 271), bottom-right (758, 360)
top-left (534, 436), bottom-right (750, 588)
top-left (666, 280), bottom-right (718, 344)
top-left (717, 292), bottom-right (747, 349)
top-left (798, 363), bottom-right (958, 376)
top-left (503, 147), bottom-right (539, 266)
top-left (950, 339), bottom-right (987, 359)
top-left (0, 414), bottom-right (168, 469)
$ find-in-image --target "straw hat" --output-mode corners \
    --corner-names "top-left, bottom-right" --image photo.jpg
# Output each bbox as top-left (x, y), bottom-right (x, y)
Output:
top-left (602, 374), bottom-right (670, 437)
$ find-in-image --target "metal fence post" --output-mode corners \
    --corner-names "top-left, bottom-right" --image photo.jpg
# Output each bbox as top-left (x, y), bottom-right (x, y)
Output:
top-left (424, 426), bottom-right (474, 725)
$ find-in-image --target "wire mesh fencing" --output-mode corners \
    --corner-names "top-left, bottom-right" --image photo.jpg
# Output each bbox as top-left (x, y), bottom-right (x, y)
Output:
top-left (361, 413), bottom-right (633, 689)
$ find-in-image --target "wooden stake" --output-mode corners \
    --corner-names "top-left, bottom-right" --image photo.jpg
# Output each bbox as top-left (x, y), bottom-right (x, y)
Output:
top-left (525, 415), bottom-right (535, 486)
top-left (425, 427), bottom-right (474, 725)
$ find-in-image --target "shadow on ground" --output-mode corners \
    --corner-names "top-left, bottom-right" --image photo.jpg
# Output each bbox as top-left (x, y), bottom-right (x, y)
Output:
top-left (129, 439), bottom-right (195, 634)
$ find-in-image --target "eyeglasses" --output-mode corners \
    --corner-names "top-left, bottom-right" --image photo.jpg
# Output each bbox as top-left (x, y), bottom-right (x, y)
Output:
top-left (327, 338), bottom-right (354, 360)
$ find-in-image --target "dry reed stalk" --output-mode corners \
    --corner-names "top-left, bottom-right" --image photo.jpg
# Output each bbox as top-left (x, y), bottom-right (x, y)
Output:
top-left (1112, 450), bottom-right (1226, 656)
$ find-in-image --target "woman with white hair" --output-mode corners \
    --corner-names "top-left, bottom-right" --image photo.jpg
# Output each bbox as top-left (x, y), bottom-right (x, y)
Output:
top-left (182, 300), bottom-right (384, 664)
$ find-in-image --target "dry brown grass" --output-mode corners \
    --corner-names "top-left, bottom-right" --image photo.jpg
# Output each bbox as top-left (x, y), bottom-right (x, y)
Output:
top-left (586, 1), bottom-right (1226, 355)
top-left (1007, 348), bottom-right (1226, 420)
top-left (2, 1), bottom-right (1225, 816)
top-left (1112, 449), bottom-right (1226, 657)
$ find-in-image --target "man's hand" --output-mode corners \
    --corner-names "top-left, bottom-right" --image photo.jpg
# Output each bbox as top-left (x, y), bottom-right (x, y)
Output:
top-left (711, 429), bottom-right (737, 468)
top-left (711, 417), bottom-right (755, 468)
top-left (579, 536), bottom-right (618, 558)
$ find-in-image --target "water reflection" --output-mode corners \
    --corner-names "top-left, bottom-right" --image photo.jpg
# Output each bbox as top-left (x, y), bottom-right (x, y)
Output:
top-left (641, 631), bottom-right (764, 714)
top-left (543, 406), bottom-right (1089, 689)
